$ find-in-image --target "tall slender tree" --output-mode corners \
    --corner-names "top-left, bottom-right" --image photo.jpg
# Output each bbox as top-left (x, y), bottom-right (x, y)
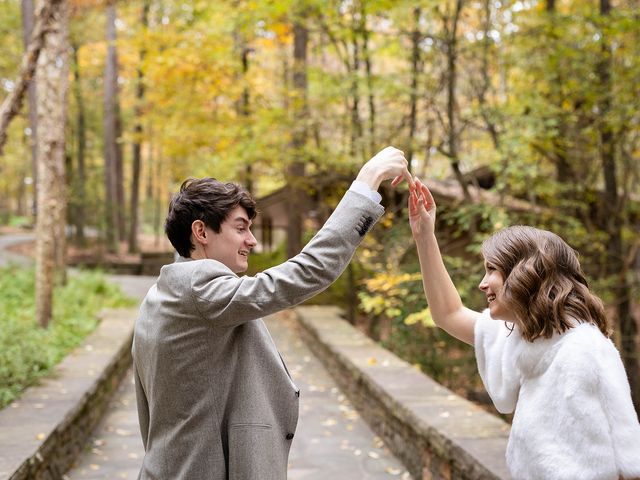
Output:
top-left (104, 0), bottom-right (124, 252)
top-left (21, 0), bottom-right (38, 216)
top-left (286, 12), bottom-right (308, 259)
top-left (71, 40), bottom-right (86, 245)
top-left (597, 0), bottom-right (639, 415)
top-left (407, 6), bottom-right (422, 173)
top-left (128, 0), bottom-right (150, 254)
top-left (0, 0), bottom-right (63, 155)
top-left (34, 0), bottom-right (69, 327)
top-left (359, 0), bottom-right (375, 159)
top-left (440, 0), bottom-right (471, 202)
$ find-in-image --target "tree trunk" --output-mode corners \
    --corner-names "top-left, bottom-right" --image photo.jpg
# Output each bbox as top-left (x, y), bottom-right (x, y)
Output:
top-left (597, 0), bottom-right (639, 416)
top-left (104, 0), bottom-right (122, 253)
top-left (71, 41), bottom-right (86, 246)
top-left (21, 0), bottom-right (38, 216)
top-left (233, 26), bottom-right (253, 194)
top-left (35, 0), bottom-right (69, 328)
top-left (407, 7), bottom-right (421, 173)
top-left (286, 18), bottom-right (308, 259)
top-left (545, 0), bottom-right (571, 183)
top-left (478, 0), bottom-right (501, 151)
top-left (444, 0), bottom-right (471, 202)
top-left (241, 46), bottom-right (253, 194)
top-left (360, 0), bottom-right (375, 158)
top-left (128, 0), bottom-right (149, 254)
top-left (349, 12), bottom-right (362, 159)
top-left (0, 0), bottom-right (62, 155)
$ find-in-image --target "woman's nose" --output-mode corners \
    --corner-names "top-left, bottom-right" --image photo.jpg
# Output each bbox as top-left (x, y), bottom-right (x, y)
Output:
top-left (478, 275), bottom-right (488, 291)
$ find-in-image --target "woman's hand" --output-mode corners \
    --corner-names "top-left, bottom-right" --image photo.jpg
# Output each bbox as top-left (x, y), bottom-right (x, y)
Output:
top-left (408, 178), bottom-right (436, 239)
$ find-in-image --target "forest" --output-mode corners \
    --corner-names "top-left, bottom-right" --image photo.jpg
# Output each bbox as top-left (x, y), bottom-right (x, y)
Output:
top-left (0, 0), bottom-right (638, 413)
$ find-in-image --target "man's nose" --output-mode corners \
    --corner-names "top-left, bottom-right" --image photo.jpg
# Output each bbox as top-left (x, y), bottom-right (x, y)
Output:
top-left (247, 231), bottom-right (258, 247)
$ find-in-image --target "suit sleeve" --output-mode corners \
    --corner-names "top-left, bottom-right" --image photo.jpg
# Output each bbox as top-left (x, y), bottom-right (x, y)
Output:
top-left (190, 190), bottom-right (384, 327)
top-left (133, 362), bottom-right (150, 450)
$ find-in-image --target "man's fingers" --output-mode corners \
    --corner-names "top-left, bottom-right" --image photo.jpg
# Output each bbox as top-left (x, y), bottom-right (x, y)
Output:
top-left (404, 170), bottom-right (415, 190)
top-left (391, 168), bottom-right (413, 189)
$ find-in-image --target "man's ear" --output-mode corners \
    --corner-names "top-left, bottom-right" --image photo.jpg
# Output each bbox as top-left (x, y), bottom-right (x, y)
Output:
top-left (191, 220), bottom-right (208, 245)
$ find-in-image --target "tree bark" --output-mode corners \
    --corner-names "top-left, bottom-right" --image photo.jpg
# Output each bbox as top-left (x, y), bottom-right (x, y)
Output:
top-left (545, 0), bottom-right (571, 183)
top-left (21, 0), bottom-right (38, 216)
top-left (443, 0), bottom-right (471, 202)
top-left (349, 10), bottom-right (362, 159)
top-left (128, 0), bottom-right (149, 254)
top-left (407, 7), bottom-right (421, 173)
top-left (104, 0), bottom-right (123, 252)
top-left (0, 0), bottom-right (62, 156)
top-left (35, 0), bottom-right (69, 328)
top-left (359, 0), bottom-right (375, 158)
top-left (233, 23), bottom-right (253, 194)
top-left (597, 0), bottom-right (639, 416)
top-left (286, 18), bottom-right (308, 259)
top-left (71, 41), bottom-right (86, 246)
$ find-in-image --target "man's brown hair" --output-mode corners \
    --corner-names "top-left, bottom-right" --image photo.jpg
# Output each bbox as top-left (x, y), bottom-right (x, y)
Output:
top-left (165, 178), bottom-right (256, 258)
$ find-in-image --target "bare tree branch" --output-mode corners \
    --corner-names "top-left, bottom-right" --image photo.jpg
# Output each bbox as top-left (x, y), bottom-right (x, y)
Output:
top-left (0, 0), bottom-right (62, 155)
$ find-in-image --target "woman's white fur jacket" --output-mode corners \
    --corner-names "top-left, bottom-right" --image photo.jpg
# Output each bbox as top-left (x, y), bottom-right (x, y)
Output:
top-left (475, 310), bottom-right (640, 480)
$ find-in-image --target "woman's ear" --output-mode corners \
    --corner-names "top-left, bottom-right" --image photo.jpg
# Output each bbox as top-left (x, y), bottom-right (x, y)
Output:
top-left (191, 220), bottom-right (207, 245)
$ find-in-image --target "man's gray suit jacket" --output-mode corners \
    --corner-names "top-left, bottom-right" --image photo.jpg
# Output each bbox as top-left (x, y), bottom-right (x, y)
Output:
top-left (132, 190), bottom-right (384, 480)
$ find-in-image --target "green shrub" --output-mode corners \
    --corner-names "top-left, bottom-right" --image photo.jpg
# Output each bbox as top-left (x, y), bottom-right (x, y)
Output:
top-left (0, 267), bottom-right (134, 409)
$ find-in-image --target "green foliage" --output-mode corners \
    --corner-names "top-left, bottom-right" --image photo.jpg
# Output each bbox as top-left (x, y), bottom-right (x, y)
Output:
top-left (0, 267), bottom-right (135, 409)
top-left (246, 238), bottom-right (357, 308)
top-left (1, 0), bottom-right (638, 408)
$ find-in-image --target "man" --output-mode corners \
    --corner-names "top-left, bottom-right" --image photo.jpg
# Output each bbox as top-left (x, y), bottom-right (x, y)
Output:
top-left (132, 147), bottom-right (411, 479)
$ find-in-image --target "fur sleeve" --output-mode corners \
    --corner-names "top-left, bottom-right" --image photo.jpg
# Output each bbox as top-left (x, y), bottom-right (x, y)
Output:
top-left (474, 309), bottom-right (520, 414)
top-left (597, 339), bottom-right (640, 478)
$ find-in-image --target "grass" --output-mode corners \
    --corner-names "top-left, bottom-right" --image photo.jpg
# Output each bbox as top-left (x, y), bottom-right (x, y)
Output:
top-left (0, 266), bottom-right (135, 409)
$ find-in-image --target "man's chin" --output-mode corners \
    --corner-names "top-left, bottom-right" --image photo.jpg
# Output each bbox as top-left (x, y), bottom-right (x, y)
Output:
top-left (235, 261), bottom-right (249, 273)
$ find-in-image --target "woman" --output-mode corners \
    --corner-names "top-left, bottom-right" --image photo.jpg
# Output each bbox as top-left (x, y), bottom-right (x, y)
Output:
top-left (408, 178), bottom-right (640, 480)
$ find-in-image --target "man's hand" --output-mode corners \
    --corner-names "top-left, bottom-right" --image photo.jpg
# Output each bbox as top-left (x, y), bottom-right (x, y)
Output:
top-left (409, 178), bottom-right (437, 239)
top-left (355, 146), bottom-right (414, 191)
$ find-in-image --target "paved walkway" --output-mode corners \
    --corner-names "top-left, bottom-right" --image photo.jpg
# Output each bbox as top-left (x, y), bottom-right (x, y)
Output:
top-left (0, 232), bottom-right (35, 267)
top-left (66, 310), bottom-right (410, 480)
top-left (0, 233), bottom-right (410, 479)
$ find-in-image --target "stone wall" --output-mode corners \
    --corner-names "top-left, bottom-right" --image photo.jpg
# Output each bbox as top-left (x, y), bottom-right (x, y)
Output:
top-left (0, 309), bottom-right (137, 480)
top-left (294, 306), bottom-right (511, 480)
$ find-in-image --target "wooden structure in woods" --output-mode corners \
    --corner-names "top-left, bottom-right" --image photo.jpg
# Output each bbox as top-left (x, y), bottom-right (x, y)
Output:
top-left (253, 167), bottom-right (541, 253)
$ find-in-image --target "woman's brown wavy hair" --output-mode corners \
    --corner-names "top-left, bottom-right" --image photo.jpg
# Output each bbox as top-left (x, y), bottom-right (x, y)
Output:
top-left (481, 226), bottom-right (610, 342)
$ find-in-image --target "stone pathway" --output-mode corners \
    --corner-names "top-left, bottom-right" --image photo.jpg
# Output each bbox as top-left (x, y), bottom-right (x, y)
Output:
top-left (66, 308), bottom-right (411, 479)
top-left (0, 232), bottom-right (35, 267)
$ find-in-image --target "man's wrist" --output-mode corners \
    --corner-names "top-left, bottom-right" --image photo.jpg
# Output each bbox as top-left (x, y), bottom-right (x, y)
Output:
top-left (355, 165), bottom-right (383, 191)
top-left (350, 180), bottom-right (382, 204)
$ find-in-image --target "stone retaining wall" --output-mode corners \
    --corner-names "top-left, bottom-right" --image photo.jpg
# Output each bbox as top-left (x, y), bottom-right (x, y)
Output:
top-left (294, 305), bottom-right (511, 480)
top-left (0, 309), bottom-right (137, 480)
